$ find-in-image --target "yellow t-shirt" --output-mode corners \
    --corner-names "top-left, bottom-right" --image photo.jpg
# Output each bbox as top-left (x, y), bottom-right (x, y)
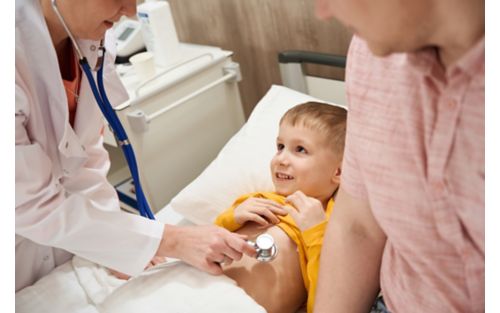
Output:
top-left (214, 192), bottom-right (334, 313)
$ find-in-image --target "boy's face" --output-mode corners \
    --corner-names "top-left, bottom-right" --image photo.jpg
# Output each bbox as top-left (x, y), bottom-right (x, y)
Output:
top-left (270, 122), bottom-right (341, 204)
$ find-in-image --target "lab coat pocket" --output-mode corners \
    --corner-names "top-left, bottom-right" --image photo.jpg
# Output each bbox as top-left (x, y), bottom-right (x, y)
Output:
top-left (58, 126), bottom-right (89, 177)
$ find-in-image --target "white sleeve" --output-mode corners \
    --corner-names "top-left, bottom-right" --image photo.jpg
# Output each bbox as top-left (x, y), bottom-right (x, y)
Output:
top-left (15, 76), bottom-right (163, 276)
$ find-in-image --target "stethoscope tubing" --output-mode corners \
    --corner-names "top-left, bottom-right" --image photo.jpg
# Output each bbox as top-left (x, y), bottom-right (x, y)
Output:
top-left (51, 0), bottom-right (155, 220)
top-left (81, 57), bottom-right (155, 220)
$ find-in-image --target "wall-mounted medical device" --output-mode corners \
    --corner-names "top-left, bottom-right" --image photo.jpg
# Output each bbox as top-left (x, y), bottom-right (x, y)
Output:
top-left (115, 19), bottom-right (146, 63)
top-left (137, 1), bottom-right (181, 68)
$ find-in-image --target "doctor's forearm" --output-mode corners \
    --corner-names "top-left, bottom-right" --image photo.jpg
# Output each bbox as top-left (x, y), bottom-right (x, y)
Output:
top-left (313, 216), bottom-right (385, 313)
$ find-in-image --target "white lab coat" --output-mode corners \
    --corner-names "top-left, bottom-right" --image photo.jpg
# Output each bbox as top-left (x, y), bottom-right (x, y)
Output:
top-left (15, 0), bottom-right (164, 291)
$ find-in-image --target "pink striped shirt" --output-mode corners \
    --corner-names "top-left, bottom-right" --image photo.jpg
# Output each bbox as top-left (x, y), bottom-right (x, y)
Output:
top-left (342, 36), bottom-right (484, 312)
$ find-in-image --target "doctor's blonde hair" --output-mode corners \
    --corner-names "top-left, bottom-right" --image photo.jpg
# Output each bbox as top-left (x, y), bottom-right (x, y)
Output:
top-left (279, 101), bottom-right (347, 157)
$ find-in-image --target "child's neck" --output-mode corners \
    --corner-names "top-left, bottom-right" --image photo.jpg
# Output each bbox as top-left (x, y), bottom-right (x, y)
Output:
top-left (329, 187), bottom-right (340, 204)
top-left (320, 195), bottom-right (332, 210)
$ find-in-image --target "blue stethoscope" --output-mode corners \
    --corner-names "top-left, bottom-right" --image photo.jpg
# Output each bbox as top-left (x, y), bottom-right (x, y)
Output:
top-left (51, 0), bottom-right (155, 220)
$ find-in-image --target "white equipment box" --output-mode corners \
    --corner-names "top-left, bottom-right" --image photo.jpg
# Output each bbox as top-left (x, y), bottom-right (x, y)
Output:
top-left (105, 43), bottom-right (245, 213)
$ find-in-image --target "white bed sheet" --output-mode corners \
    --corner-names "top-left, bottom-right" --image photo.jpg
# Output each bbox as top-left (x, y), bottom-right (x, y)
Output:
top-left (15, 205), bottom-right (266, 313)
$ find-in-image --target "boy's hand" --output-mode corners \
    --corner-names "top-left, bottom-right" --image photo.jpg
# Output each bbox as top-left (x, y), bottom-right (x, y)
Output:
top-left (234, 197), bottom-right (288, 226)
top-left (285, 190), bottom-right (326, 231)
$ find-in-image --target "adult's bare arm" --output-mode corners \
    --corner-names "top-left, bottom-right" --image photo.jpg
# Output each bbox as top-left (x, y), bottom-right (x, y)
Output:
top-left (313, 187), bottom-right (387, 313)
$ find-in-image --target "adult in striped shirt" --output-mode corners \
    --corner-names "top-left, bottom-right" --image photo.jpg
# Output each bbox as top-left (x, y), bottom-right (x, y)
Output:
top-left (313, 0), bottom-right (484, 312)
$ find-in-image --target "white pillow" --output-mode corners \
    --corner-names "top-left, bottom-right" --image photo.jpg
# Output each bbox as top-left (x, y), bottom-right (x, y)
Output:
top-left (170, 85), bottom-right (345, 225)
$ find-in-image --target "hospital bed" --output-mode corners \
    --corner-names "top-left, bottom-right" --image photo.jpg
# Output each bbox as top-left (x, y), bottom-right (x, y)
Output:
top-left (15, 49), bottom-right (346, 313)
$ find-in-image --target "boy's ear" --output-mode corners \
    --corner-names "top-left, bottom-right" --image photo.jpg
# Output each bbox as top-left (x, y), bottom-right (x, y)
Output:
top-left (331, 166), bottom-right (342, 184)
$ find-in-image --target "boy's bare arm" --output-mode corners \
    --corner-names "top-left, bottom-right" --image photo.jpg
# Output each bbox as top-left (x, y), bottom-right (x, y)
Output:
top-left (313, 187), bottom-right (386, 313)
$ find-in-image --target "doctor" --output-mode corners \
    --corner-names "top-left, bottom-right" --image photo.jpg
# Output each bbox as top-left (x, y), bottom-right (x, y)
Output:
top-left (15, 0), bottom-right (255, 291)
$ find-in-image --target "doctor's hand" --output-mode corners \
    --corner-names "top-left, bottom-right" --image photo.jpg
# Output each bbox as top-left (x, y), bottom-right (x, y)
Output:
top-left (156, 225), bottom-right (257, 275)
top-left (108, 256), bottom-right (167, 279)
top-left (144, 256), bottom-right (167, 270)
top-left (234, 197), bottom-right (288, 227)
top-left (284, 190), bottom-right (326, 231)
top-left (108, 268), bottom-right (131, 280)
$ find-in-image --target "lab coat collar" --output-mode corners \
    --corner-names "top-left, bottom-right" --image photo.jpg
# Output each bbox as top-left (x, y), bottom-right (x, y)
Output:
top-left (55, 38), bottom-right (105, 175)
top-left (77, 38), bottom-right (102, 71)
top-left (58, 34), bottom-right (122, 174)
top-left (24, 1), bottom-right (123, 175)
top-left (33, 9), bottom-right (90, 162)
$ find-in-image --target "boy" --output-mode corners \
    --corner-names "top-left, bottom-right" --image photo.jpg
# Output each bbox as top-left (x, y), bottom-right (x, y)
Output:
top-left (214, 102), bottom-right (347, 313)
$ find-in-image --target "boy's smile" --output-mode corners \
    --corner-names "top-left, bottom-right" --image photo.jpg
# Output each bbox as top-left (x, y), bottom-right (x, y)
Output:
top-left (275, 172), bottom-right (294, 181)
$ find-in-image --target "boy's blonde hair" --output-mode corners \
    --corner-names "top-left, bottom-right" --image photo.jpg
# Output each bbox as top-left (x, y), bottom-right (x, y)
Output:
top-left (280, 102), bottom-right (347, 157)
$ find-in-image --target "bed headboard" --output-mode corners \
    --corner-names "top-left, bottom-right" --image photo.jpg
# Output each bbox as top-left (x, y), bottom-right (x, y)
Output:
top-left (278, 50), bottom-right (347, 106)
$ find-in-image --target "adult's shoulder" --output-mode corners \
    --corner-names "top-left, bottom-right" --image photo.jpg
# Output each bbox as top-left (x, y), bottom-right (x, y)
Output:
top-left (345, 36), bottom-right (416, 115)
top-left (16, 0), bottom-right (51, 57)
top-left (16, 0), bottom-right (44, 28)
top-left (15, 0), bottom-right (30, 24)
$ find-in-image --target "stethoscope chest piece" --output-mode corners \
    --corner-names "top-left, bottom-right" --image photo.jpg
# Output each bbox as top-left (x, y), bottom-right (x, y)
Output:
top-left (247, 233), bottom-right (278, 262)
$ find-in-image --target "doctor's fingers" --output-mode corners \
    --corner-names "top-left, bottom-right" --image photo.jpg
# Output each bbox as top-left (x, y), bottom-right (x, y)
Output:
top-left (203, 231), bottom-right (246, 263)
top-left (212, 253), bottom-right (233, 266)
top-left (108, 269), bottom-right (131, 280)
top-left (202, 259), bottom-right (224, 275)
top-left (150, 256), bottom-right (167, 266)
top-left (224, 231), bottom-right (257, 258)
top-left (208, 244), bottom-right (243, 264)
